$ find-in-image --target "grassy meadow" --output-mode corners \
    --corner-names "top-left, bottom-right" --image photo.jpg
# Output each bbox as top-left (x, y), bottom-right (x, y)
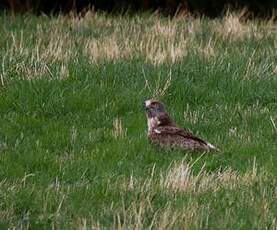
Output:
top-left (0, 11), bottom-right (277, 229)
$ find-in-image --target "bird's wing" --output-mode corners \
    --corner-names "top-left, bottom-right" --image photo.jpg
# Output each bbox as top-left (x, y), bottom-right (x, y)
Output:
top-left (154, 126), bottom-right (208, 145)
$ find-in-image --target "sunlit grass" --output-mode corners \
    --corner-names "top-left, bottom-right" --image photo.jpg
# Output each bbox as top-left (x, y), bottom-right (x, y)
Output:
top-left (0, 11), bottom-right (276, 229)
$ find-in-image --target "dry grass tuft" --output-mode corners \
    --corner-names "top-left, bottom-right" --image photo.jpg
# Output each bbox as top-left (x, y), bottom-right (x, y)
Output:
top-left (113, 195), bottom-right (203, 230)
top-left (160, 160), bottom-right (261, 194)
top-left (143, 70), bottom-right (172, 99)
top-left (111, 159), bottom-right (272, 228)
top-left (141, 21), bottom-right (188, 65)
top-left (121, 159), bottom-right (264, 196)
top-left (112, 118), bottom-right (126, 139)
top-left (217, 13), bottom-right (261, 40)
top-left (2, 12), bottom-right (275, 81)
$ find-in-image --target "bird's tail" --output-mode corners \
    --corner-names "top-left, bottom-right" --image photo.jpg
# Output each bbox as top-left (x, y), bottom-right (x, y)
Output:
top-left (206, 142), bottom-right (220, 152)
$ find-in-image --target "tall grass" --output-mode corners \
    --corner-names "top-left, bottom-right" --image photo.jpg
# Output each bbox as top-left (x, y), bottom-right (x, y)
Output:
top-left (0, 11), bottom-right (276, 229)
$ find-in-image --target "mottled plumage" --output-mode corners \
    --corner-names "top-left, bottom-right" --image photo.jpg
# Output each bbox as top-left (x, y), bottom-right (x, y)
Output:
top-left (144, 99), bottom-right (217, 152)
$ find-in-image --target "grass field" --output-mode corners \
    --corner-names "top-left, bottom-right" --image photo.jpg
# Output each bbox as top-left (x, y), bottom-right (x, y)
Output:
top-left (0, 11), bottom-right (277, 229)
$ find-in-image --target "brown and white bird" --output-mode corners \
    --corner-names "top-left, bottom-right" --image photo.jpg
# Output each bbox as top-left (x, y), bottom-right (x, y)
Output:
top-left (144, 99), bottom-right (217, 152)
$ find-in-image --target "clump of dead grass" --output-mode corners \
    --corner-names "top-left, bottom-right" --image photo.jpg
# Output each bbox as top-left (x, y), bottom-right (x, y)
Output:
top-left (160, 159), bottom-right (261, 194)
top-left (121, 158), bottom-right (264, 195)
top-left (1, 11), bottom-right (275, 81)
top-left (112, 159), bottom-right (272, 229)
top-left (112, 118), bottom-right (126, 139)
top-left (216, 13), bottom-right (261, 40)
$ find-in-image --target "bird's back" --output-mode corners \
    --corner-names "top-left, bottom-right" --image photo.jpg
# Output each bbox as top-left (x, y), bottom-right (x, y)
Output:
top-left (149, 126), bottom-right (216, 152)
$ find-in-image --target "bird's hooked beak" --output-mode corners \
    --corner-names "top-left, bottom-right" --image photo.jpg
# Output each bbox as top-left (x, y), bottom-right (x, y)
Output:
top-left (143, 101), bottom-right (147, 110)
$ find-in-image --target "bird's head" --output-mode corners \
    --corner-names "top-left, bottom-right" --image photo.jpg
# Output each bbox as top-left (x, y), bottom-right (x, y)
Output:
top-left (144, 99), bottom-right (166, 118)
top-left (144, 99), bottom-right (173, 132)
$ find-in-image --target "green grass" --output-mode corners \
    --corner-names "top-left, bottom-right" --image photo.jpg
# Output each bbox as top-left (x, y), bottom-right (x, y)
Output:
top-left (0, 12), bottom-right (277, 229)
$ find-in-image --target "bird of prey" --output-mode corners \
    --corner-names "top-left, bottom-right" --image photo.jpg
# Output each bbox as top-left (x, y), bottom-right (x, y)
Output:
top-left (144, 99), bottom-right (217, 152)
